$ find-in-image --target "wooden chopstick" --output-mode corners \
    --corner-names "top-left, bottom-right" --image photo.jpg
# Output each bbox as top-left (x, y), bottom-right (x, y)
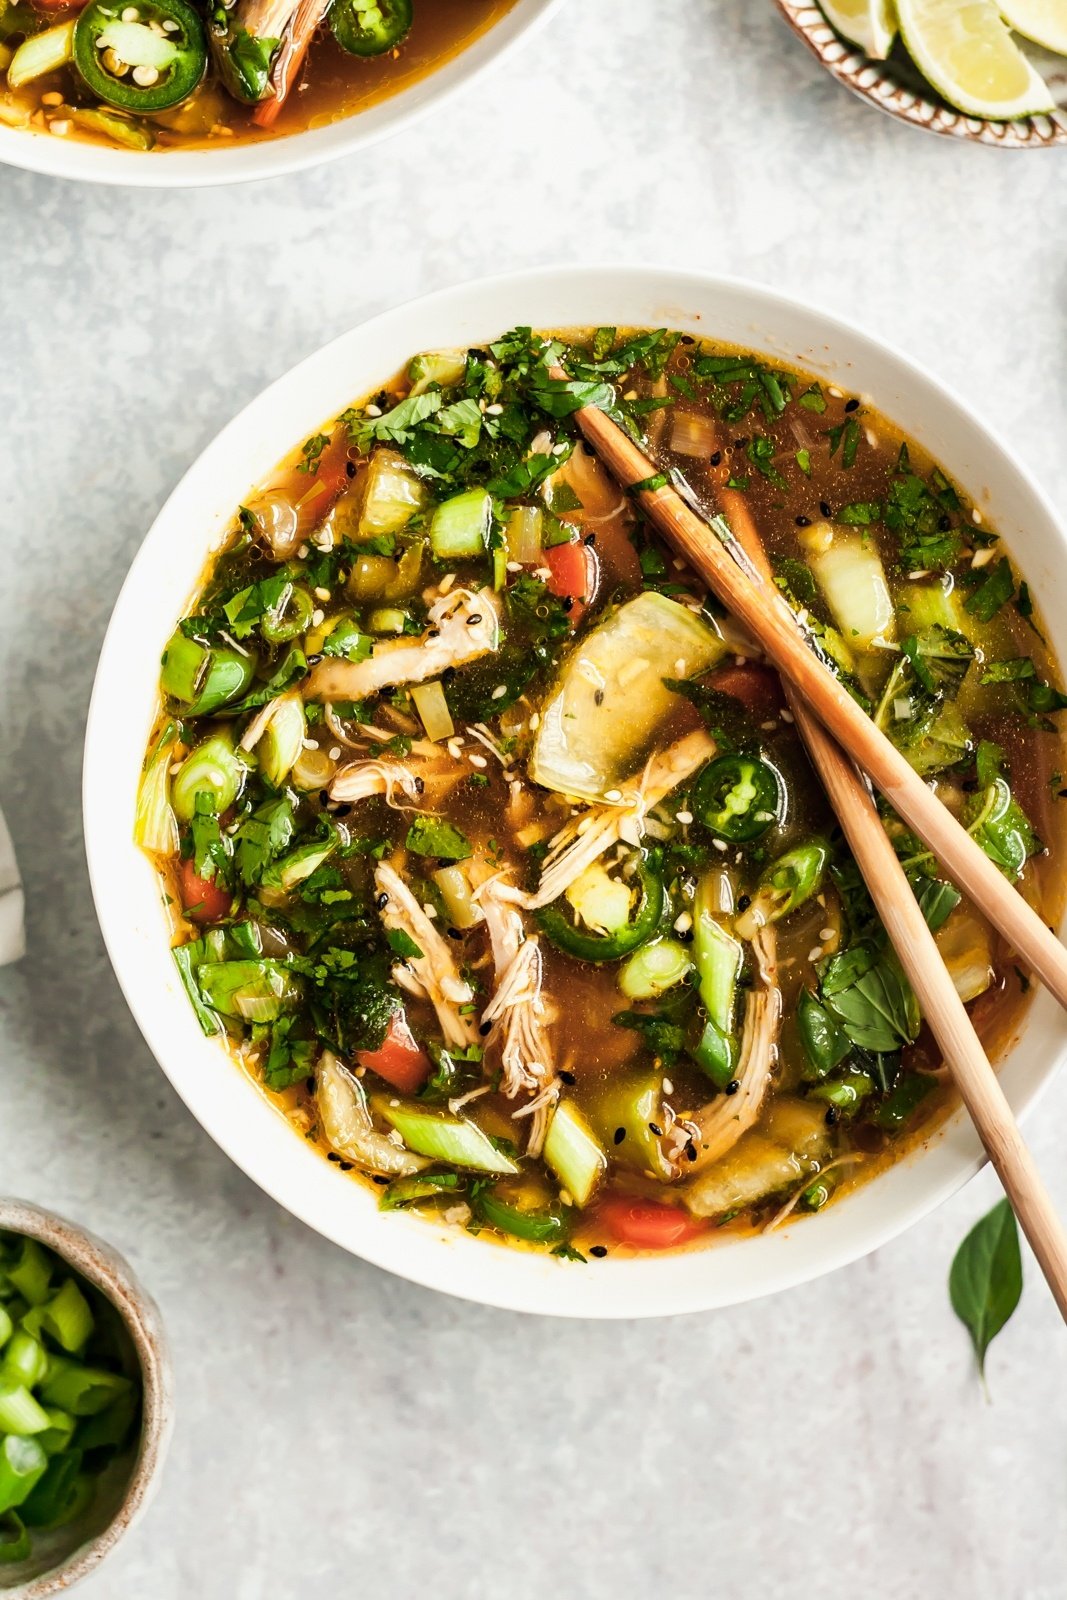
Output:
top-left (559, 381), bottom-right (1067, 1015)
top-left (710, 476), bottom-right (1067, 1321)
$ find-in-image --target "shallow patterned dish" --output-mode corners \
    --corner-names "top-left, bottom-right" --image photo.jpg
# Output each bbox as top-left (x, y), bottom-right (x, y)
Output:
top-left (775, 0), bottom-right (1067, 146)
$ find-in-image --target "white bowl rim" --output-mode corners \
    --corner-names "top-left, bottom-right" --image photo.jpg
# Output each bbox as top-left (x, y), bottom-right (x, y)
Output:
top-left (84, 263), bottom-right (1067, 1318)
top-left (0, 0), bottom-right (561, 188)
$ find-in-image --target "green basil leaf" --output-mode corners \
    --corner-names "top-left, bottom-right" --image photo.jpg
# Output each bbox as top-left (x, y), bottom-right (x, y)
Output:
top-left (949, 1198), bottom-right (1022, 1381)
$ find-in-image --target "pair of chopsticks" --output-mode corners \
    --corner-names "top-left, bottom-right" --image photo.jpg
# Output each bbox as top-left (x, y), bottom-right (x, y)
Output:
top-left (551, 365), bottom-right (1067, 1322)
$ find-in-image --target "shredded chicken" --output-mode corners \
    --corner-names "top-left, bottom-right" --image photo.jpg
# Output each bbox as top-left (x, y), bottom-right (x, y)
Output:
top-left (373, 864), bottom-right (478, 1051)
top-left (305, 588), bottom-right (499, 701)
top-left (684, 926), bottom-right (781, 1175)
top-left (505, 730), bottom-right (715, 911)
top-left (329, 760), bottom-right (424, 808)
top-left (476, 877), bottom-right (559, 1155)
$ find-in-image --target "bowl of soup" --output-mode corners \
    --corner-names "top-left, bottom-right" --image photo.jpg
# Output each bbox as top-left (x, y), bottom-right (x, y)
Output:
top-left (0, 0), bottom-right (559, 184)
top-left (84, 265), bottom-right (1067, 1317)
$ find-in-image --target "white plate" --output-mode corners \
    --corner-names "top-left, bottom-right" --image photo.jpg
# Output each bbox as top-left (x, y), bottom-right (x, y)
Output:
top-left (84, 264), bottom-right (1067, 1317)
top-left (0, 0), bottom-right (560, 187)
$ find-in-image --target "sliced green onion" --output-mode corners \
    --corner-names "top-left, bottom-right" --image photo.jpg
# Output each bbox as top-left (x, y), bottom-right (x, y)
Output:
top-left (375, 1101), bottom-right (520, 1175)
top-left (37, 1407), bottom-right (76, 1458)
top-left (543, 1100), bottom-right (607, 1207)
top-left (618, 937), bottom-right (692, 1001)
top-left (260, 583), bottom-right (314, 645)
top-left (73, 1387), bottom-right (138, 1452)
top-left (0, 1332), bottom-right (47, 1388)
top-left (0, 1435), bottom-right (47, 1515)
top-left (68, 104), bottom-right (155, 149)
top-left (430, 488), bottom-right (492, 560)
top-left (472, 1187), bottom-right (570, 1244)
top-left (367, 607), bottom-right (407, 634)
top-left (0, 1305), bottom-right (11, 1350)
top-left (7, 17), bottom-right (74, 86)
top-left (40, 1360), bottom-right (132, 1418)
top-left (0, 1381), bottom-right (50, 1436)
top-left (38, 1280), bottom-right (93, 1355)
top-left (504, 505), bottom-right (543, 564)
top-left (0, 1511), bottom-right (30, 1564)
top-left (378, 1173), bottom-right (466, 1210)
top-left (134, 720), bottom-right (179, 856)
top-left (20, 1449), bottom-right (88, 1530)
top-left (5, 1241), bottom-right (52, 1308)
top-left (171, 732), bottom-right (246, 823)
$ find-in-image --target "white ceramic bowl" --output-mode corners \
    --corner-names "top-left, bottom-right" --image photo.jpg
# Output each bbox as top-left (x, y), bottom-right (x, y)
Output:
top-left (0, 1200), bottom-right (173, 1596)
top-left (0, 0), bottom-right (560, 187)
top-left (85, 265), bottom-right (1067, 1318)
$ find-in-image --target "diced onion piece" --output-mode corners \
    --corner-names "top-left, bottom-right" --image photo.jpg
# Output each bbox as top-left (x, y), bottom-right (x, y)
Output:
top-left (505, 505), bottom-right (544, 564)
top-left (410, 679), bottom-right (454, 743)
top-left (619, 938), bottom-right (693, 1001)
top-left (430, 488), bottom-right (492, 560)
top-left (935, 906), bottom-right (994, 1003)
top-left (669, 410), bottom-right (717, 459)
top-left (375, 1099), bottom-right (520, 1174)
top-left (433, 864), bottom-right (483, 929)
top-left (543, 1100), bottom-right (607, 1207)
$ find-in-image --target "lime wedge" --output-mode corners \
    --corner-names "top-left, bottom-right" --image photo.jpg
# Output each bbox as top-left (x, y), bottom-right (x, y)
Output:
top-left (997, 0), bottom-right (1067, 56)
top-left (895, 0), bottom-right (1055, 117)
top-left (819, 0), bottom-right (898, 57)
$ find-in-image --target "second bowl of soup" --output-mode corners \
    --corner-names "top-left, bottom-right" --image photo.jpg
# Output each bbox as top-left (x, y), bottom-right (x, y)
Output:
top-left (85, 267), bottom-right (1067, 1316)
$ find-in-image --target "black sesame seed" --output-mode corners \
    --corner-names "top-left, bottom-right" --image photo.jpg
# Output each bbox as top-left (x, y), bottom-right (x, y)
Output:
top-left (939, 514), bottom-right (951, 532)
top-left (584, 532), bottom-right (597, 546)
top-left (466, 614), bottom-right (483, 626)
top-left (732, 437), bottom-right (748, 449)
top-left (339, 1161), bottom-right (354, 1172)
top-left (414, 777), bottom-right (425, 794)
top-left (327, 1151), bottom-right (340, 1163)
top-left (375, 892), bottom-right (389, 910)
top-left (648, 1121), bottom-right (663, 1137)
top-left (677, 928), bottom-right (694, 944)
top-left (447, 928), bottom-right (463, 940)
top-left (594, 689), bottom-right (605, 707)
top-left (737, 894), bottom-right (751, 912)
top-left (709, 451), bottom-right (722, 467)
top-left (562, 597), bottom-right (574, 613)
top-left (725, 1079), bottom-right (740, 1096)
top-left (319, 791), bottom-right (331, 806)
top-left (559, 1070), bottom-right (577, 1085)
top-left (589, 1245), bottom-right (608, 1258)
top-left (685, 1142), bottom-right (697, 1162)
top-left (825, 1106), bottom-right (839, 1126)
top-left (795, 515), bottom-right (811, 527)
top-left (305, 1077), bottom-right (316, 1093)
top-left (478, 1020), bottom-right (492, 1036)
top-left (346, 460), bottom-right (357, 478)
top-left (613, 1127), bottom-right (626, 1145)
top-left (371, 1175), bottom-right (389, 1186)
top-left (844, 397), bottom-right (860, 413)
top-left (819, 500), bottom-right (832, 517)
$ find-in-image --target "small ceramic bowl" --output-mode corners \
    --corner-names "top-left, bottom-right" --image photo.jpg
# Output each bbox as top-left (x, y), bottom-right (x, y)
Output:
top-left (775, 0), bottom-right (1067, 147)
top-left (0, 1201), bottom-right (173, 1598)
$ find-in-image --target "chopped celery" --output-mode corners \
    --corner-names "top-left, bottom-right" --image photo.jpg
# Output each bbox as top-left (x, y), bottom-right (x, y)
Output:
top-left (430, 488), bottom-right (492, 560)
top-left (359, 449), bottom-right (428, 537)
top-left (530, 591), bottom-right (727, 802)
top-left (410, 679), bottom-right (454, 742)
top-left (432, 864), bottom-right (481, 929)
top-left (542, 1101), bottom-right (607, 1207)
top-left (318, 1054), bottom-right (428, 1177)
top-left (255, 693), bottom-right (305, 789)
top-left (408, 348), bottom-right (467, 395)
top-left (692, 878), bottom-right (741, 1086)
top-left (36, 1408), bottom-right (75, 1458)
top-left (39, 1360), bottom-right (130, 1418)
top-left (171, 732), bottom-right (245, 823)
top-left (68, 105), bottom-right (154, 150)
top-left (0, 1306), bottom-right (10, 1351)
top-left (900, 579), bottom-right (970, 636)
top-left (6, 1241), bottom-right (51, 1308)
top-left (504, 505), bottom-right (543, 564)
top-left (618, 938), bottom-right (692, 1001)
top-left (587, 1070), bottom-right (673, 1180)
top-left (36, 1280), bottom-right (92, 1355)
top-left (347, 553), bottom-right (398, 600)
top-left (134, 721), bottom-right (179, 856)
top-left (375, 1100), bottom-right (520, 1174)
top-left (805, 529), bottom-right (895, 652)
top-left (196, 959), bottom-right (301, 1023)
top-left (7, 17), bottom-right (73, 86)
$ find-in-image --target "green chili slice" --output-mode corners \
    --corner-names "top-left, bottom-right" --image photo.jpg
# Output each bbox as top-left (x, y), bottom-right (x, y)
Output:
top-left (260, 583), bottom-right (314, 645)
top-left (691, 754), bottom-right (782, 842)
top-left (73, 0), bottom-right (207, 112)
top-left (537, 853), bottom-right (664, 963)
top-left (328, 0), bottom-right (412, 56)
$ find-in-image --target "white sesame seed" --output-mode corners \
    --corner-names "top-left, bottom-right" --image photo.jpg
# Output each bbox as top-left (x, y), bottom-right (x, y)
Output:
top-left (328, 746), bottom-right (341, 761)
top-left (491, 685), bottom-right (508, 700)
top-left (423, 903), bottom-right (438, 919)
top-left (807, 947), bottom-right (823, 963)
top-left (623, 390), bottom-right (638, 401)
top-left (469, 754), bottom-right (488, 769)
top-left (162, 15), bottom-right (178, 26)
top-left (364, 404), bottom-right (382, 418)
top-left (734, 654), bottom-right (747, 667)
top-left (604, 789), bottom-right (623, 801)
top-left (972, 507), bottom-right (983, 525)
top-left (313, 586), bottom-right (330, 601)
top-left (828, 385), bottom-right (843, 398)
top-left (819, 927), bottom-right (835, 941)
top-left (662, 1078), bottom-right (674, 1096)
top-left (505, 560), bottom-right (522, 573)
top-left (485, 403), bottom-right (503, 415)
top-left (674, 658), bottom-right (686, 673)
top-left (131, 64), bottom-right (159, 86)
top-left (297, 543), bottom-right (309, 559)
top-left (120, 5), bottom-right (139, 17)
top-left (529, 712), bottom-right (541, 731)
top-left (302, 738), bottom-right (319, 750)
top-left (40, 91), bottom-right (62, 105)
top-left (712, 839), bottom-right (728, 853)
top-left (971, 546), bottom-right (996, 569)
top-left (559, 1190), bottom-right (573, 1208)
top-left (447, 739), bottom-right (463, 759)
top-left (675, 810), bottom-right (693, 825)
top-left (311, 608), bottom-right (325, 626)
top-left (439, 572), bottom-right (457, 593)
top-left (780, 708), bottom-right (794, 723)
top-left (552, 443), bottom-right (568, 456)
top-left (760, 720), bottom-right (777, 731)
top-left (673, 912), bottom-right (693, 933)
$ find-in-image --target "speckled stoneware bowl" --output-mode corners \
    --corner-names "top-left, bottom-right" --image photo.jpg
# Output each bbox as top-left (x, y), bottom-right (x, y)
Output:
top-left (0, 1202), bottom-right (173, 1597)
top-left (775, 0), bottom-right (1067, 146)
